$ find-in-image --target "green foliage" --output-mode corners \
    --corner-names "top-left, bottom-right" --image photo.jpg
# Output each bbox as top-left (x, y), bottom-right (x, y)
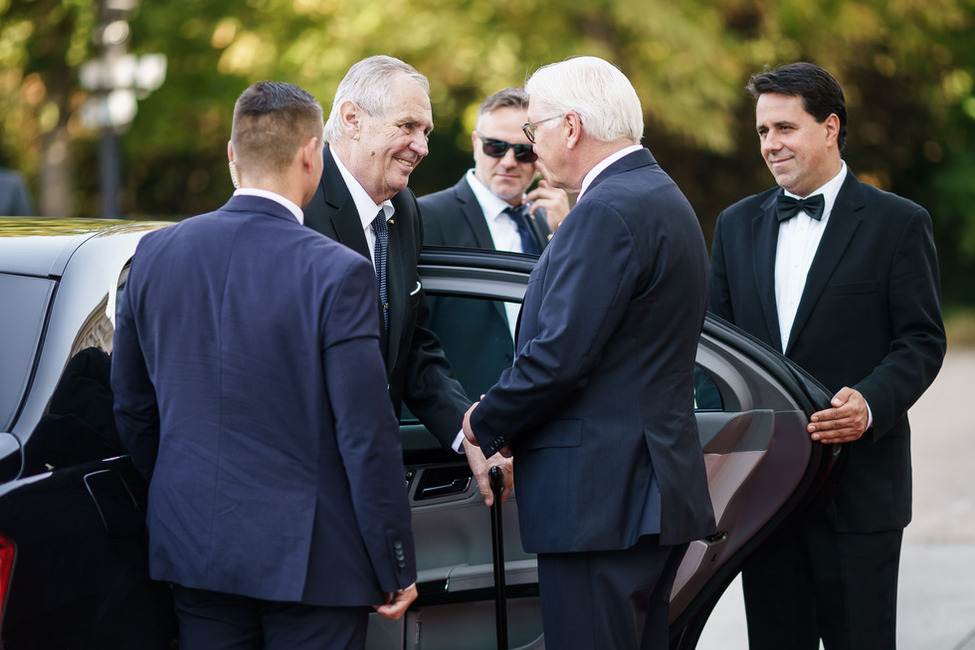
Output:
top-left (2, 0), bottom-right (974, 303)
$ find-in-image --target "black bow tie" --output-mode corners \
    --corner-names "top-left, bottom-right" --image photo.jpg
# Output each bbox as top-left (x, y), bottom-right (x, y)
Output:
top-left (775, 193), bottom-right (825, 222)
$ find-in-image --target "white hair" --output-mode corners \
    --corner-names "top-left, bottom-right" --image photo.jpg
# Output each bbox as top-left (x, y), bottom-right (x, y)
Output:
top-left (525, 56), bottom-right (643, 143)
top-left (323, 55), bottom-right (430, 143)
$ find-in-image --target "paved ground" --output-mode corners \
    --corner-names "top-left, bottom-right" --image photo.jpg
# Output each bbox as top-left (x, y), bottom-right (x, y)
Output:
top-left (697, 346), bottom-right (975, 649)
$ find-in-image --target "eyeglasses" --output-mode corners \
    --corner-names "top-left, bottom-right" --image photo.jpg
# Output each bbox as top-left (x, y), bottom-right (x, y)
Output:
top-left (477, 134), bottom-right (538, 163)
top-left (521, 114), bottom-right (565, 143)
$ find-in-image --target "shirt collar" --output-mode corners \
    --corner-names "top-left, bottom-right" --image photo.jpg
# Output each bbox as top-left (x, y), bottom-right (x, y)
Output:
top-left (577, 144), bottom-right (643, 201)
top-left (330, 148), bottom-right (394, 228)
top-left (465, 169), bottom-right (519, 219)
top-left (233, 188), bottom-right (304, 224)
top-left (782, 160), bottom-right (848, 220)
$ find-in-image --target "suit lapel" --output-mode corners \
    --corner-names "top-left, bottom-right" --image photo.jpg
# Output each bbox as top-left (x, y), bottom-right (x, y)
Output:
top-left (311, 145), bottom-right (389, 359)
top-left (316, 145), bottom-right (370, 258)
top-left (454, 179), bottom-right (497, 249)
top-left (785, 171), bottom-right (863, 355)
top-left (753, 193), bottom-right (782, 349)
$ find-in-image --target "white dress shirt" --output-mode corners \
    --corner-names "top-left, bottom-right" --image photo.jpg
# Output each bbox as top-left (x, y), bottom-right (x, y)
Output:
top-left (774, 160), bottom-right (847, 353)
top-left (331, 151), bottom-right (394, 269)
top-left (465, 170), bottom-right (526, 340)
top-left (233, 188), bottom-right (304, 224)
top-left (577, 144), bottom-right (643, 202)
top-left (774, 161), bottom-right (872, 425)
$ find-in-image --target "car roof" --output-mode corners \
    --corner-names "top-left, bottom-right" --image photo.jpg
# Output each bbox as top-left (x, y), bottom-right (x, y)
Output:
top-left (0, 218), bottom-right (171, 277)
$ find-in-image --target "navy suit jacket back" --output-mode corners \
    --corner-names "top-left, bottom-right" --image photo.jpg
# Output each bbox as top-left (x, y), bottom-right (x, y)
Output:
top-left (470, 149), bottom-right (715, 550)
top-left (112, 196), bottom-right (415, 604)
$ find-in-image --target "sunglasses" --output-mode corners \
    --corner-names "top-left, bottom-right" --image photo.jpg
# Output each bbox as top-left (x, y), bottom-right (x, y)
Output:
top-left (477, 133), bottom-right (538, 163)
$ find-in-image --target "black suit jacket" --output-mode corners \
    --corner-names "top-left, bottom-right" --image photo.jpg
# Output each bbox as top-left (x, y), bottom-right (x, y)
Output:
top-left (420, 175), bottom-right (551, 251)
top-left (304, 146), bottom-right (469, 448)
top-left (418, 176), bottom-right (550, 401)
top-left (709, 169), bottom-right (946, 532)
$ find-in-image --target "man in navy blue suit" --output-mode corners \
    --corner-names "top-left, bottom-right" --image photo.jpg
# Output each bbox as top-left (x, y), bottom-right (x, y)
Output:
top-left (709, 62), bottom-right (946, 650)
top-left (462, 57), bottom-right (715, 649)
top-left (112, 81), bottom-right (416, 649)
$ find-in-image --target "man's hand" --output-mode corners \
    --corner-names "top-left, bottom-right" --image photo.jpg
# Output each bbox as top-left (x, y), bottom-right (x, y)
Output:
top-left (462, 401), bottom-right (479, 446)
top-left (374, 583), bottom-right (417, 620)
top-left (808, 386), bottom-right (870, 444)
top-left (462, 437), bottom-right (513, 507)
top-left (526, 178), bottom-right (571, 233)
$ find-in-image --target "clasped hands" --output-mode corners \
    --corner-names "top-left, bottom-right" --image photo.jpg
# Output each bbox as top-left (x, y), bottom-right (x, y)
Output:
top-left (463, 401), bottom-right (514, 507)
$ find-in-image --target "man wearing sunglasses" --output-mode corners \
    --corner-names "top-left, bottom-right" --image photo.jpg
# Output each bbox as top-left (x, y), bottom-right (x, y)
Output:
top-left (420, 87), bottom-right (569, 255)
top-left (419, 88), bottom-right (570, 405)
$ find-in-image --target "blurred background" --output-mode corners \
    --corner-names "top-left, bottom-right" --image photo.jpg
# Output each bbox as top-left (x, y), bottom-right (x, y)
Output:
top-left (2, 0), bottom-right (974, 328)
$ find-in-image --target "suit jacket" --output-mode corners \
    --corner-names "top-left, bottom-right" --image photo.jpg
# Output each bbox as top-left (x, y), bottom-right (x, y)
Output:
top-left (708, 169), bottom-right (947, 532)
top-left (304, 146), bottom-right (469, 448)
top-left (418, 176), bottom-right (550, 401)
top-left (112, 195), bottom-right (415, 605)
top-left (419, 175), bottom-right (551, 251)
top-left (470, 149), bottom-right (716, 551)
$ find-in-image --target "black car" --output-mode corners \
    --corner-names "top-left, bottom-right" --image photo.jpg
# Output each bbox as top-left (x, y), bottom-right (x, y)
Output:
top-left (0, 218), bottom-right (843, 649)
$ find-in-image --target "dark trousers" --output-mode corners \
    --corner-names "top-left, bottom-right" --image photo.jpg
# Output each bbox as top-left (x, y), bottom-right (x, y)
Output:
top-left (171, 584), bottom-right (369, 650)
top-left (536, 535), bottom-right (688, 650)
top-left (742, 509), bottom-right (903, 650)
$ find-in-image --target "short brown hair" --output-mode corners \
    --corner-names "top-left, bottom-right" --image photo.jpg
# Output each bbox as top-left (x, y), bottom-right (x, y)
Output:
top-left (475, 87), bottom-right (528, 130)
top-left (231, 81), bottom-right (323, 176)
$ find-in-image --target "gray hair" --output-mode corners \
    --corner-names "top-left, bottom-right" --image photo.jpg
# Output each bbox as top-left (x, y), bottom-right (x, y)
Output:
top-left (525, 56), bottom-right (643, 144)
top-left (323, 55), bottom-right (430, 143)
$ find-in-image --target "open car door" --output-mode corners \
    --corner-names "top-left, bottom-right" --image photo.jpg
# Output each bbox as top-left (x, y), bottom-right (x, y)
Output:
top-left (366, 248), bottom-right (845, 650)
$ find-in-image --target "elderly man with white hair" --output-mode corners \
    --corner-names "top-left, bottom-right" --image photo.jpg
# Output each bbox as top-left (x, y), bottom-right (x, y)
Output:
top-left (463, 56), bottom-right (715, 649)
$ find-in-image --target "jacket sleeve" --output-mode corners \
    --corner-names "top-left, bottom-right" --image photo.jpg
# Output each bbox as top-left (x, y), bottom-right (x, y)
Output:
top-left (324, 258), bottom-right (417, 592)
top-left (110, 259), bottom-right (161, 481)
top-left (854, 206), bottom-right (946, 439)
top-left (402, 193), bottom-right (471, 449)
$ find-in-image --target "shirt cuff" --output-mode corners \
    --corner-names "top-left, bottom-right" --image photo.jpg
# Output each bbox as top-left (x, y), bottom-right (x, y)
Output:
top-left (452, 430), bottom-right (466, 454)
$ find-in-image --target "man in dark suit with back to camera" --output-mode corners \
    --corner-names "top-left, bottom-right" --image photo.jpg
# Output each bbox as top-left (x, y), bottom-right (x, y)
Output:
top-left (112, 81), bottom-right (416, 650)
top-left (419, 87), bottom-right (570, 400)
top-left (708, 62), bottom-right (946, 650)
top-left (462, 56), bottom-right (715, 649)
top-left (304, 55), bottom-right (512, 504)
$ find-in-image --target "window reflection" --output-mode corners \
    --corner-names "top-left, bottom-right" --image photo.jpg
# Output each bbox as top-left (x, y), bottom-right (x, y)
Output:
top-left (427, 294), bottom-right (517, 403)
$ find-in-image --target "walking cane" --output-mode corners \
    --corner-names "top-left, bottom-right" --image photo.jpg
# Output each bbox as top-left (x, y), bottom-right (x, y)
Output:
top-left (489, 465), bottom-right (508, 650)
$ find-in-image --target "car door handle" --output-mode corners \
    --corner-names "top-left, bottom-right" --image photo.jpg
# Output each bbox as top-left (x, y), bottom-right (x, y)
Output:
top-left (414, 465), bottom-right (472, 501)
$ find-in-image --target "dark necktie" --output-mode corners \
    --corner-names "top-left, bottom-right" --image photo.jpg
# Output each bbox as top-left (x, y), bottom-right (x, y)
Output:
top-left (775, 193), bottom-right (825, 222)
top-left (371, 210), bottom-right (389, 331)
top-left (504, 205), bottom-right (541, 255)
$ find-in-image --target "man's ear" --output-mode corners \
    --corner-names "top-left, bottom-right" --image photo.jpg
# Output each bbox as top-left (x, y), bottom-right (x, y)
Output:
top-left (301, 136), bottom-right (320, 171)
top-left (339, 101), bottom-right (361, 139)
top-left (564, 112), bottom-right (582, 150)
top-left (824, 113), bottom-right (840, 146)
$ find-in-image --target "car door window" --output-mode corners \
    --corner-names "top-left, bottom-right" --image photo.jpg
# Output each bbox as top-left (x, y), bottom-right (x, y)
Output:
top-left (0, 274), bottom-right (56, 433)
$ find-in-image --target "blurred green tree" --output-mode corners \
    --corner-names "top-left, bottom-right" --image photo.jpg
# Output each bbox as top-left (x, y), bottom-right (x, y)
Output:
top-left (1, 0), bottom-right (973, 304)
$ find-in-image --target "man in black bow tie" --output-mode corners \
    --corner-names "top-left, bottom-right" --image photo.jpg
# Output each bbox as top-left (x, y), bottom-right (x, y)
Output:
top-left (709, 62), bottom-right (946, 650)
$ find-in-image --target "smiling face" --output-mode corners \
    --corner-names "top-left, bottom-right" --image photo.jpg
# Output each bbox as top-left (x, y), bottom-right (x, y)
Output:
top-left (349, 74), bottom-right (432, 203)
top-left (472, 106), bottom-right (537, 206)
top-left (755, 92), bottom-right (841, 197)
